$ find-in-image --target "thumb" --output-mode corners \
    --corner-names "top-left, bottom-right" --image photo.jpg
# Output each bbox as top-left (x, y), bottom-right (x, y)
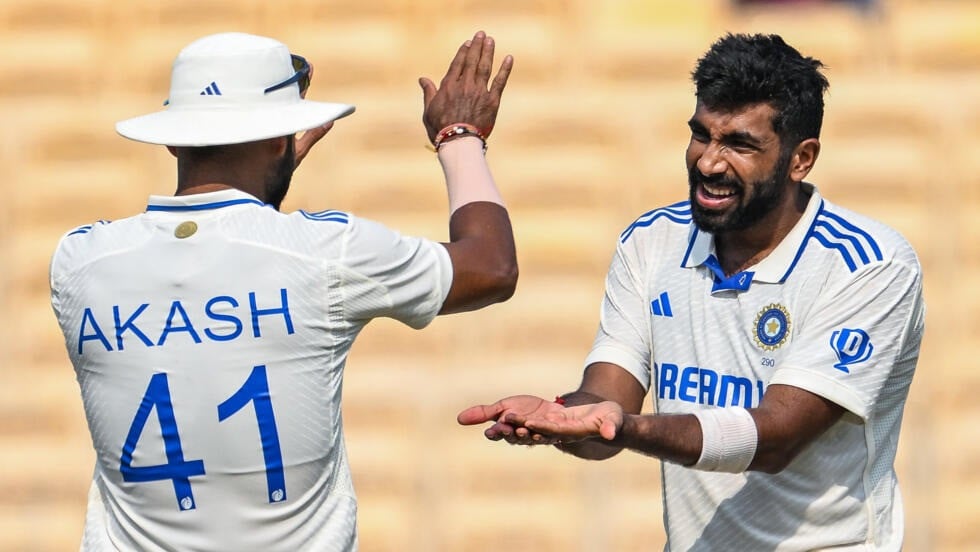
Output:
top-left (294, 121), bottom-right (334, 168)
top-left (599, 417), bottom-right (619, 441)
top-left (457, 402), bottom-right (504, 426)
top-left (419, 77), bottom-right (437, 107)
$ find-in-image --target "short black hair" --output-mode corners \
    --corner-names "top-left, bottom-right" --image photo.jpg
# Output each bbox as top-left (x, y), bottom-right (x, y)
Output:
top-left (692, 33), bottom-right (829, 147)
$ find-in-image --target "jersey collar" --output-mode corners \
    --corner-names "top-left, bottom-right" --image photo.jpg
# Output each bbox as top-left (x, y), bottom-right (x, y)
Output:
top-left (146, 189), bottom-right (268, 212)
top-left (681, 184), bottom-right (823, 289)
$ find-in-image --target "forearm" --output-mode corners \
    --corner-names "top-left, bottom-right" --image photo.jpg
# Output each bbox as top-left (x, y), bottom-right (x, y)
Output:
top-left (556, 408), bottom-right (703, 465)
top-left (439, 136), bottom-right (504, 214)
top-left (438, 137), bottom-right (517, 313)
top-left (611, 413), bottom-right (702, 466)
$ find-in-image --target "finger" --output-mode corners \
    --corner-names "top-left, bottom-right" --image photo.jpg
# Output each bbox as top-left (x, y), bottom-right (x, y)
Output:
top-left (525, 419), bottom-right (585, 439)
top-left (490, 422), bottom-right (517, 444)
top-left (502, 411), bottom-right (528, 426)
top-left (515, 435), bottom-right (542, 446)
top-left (443, 39), bottom-right (471, 84)
top-left (523, 419), bottom-right (559, 435)
top-left (457, 403), bottom-right (505, 425)
top-left (460, 31), bottom-right (486, 80)
top-left (475, 35), bottom-right (495, 84)
top-left (531, 433), bottom-right (560, 445)
top-left (599, 419), bottom-right (618, 441)
top-left (489, 54), bottom-right (514, 102)
top-left (484, 421), bottom-right (514, 440)
top-left (293, 122), bottom-right (334, 167)
top-left (418, 77), bottom-right (437, 109)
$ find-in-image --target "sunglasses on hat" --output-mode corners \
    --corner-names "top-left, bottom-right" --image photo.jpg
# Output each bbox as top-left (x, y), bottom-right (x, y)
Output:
top-left (264, 54), bottom-right (311, 95)
top-left (163, 54), bottom-right (311, 106)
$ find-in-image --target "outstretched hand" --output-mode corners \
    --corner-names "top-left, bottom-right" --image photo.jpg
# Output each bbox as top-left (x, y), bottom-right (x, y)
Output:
top-left (457, 395), bottom-right (563, 445)
top-left (523, 401), bottom-right (626, 442)
top-left (419, 31), bottom-right (513, 144)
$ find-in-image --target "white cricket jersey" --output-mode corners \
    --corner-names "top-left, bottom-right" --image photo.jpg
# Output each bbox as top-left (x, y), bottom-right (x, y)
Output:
top-left (49, 189), bottom-right (453, 551)
top-left (585, 184), bottom-right (924, 551)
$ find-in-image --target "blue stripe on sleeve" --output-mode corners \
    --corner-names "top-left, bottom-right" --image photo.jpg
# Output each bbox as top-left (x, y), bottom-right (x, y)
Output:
top-left (300, 210), bottom-right (350, 223)
top-left (620, 202), bottom-right (691, 243)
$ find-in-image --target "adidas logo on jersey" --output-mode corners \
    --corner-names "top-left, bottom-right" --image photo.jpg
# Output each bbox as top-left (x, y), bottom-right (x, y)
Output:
top-left (200, 81), bottom-right (222, 96)
top-left (651, 291), bottom-right (673, 317)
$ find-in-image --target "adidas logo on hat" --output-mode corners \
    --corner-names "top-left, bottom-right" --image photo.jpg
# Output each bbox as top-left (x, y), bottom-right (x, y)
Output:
top-left (200, 81), bottom-right (222, 96)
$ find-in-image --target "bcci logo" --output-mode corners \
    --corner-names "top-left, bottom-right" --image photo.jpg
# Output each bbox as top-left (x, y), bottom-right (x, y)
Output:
top-left (830, 328), bottom-right (873, 373)
top-left (754, 304), bottom-right (790, 351)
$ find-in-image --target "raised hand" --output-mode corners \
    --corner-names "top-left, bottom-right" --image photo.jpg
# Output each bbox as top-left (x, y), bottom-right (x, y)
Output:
top-left (294, 121), bottom-right (334, 168)
top-left (522, 401), bottom-right (626, 442)
top-left (457, 395), bottom-right (564, 445)
top-left (419, 31), bottom-right (514, 144)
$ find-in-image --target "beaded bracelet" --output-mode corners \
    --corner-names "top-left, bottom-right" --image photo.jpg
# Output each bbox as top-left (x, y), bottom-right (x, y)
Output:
top-left (432, 123), bottom-right (488, 153)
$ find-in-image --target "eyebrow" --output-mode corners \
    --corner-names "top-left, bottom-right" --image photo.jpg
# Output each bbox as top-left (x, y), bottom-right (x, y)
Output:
top-left (687, 118), bottom-right (764, 148)
top-left (724, 129), bottom-right (764, 147)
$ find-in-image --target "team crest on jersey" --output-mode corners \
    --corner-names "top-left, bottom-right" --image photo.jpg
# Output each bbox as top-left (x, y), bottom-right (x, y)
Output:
top-left (754, 303), bottom-right (791, 351)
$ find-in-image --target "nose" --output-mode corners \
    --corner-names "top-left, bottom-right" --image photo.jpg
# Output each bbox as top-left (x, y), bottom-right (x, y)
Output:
top-left (696, 142), bottom-right (729, 177)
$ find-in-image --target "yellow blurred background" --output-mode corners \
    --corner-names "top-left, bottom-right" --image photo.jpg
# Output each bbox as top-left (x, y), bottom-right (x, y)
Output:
top-left (2, 0), bottom-right (978, 550)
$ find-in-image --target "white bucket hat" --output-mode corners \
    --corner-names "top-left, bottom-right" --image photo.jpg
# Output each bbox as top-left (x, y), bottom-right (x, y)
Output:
top-left (116, 32), bottom-right (355, 146)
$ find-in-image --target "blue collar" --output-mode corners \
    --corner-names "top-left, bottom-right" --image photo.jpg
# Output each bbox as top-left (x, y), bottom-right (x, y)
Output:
top-left (146, 189), bottom-right (268, 212)
top-left (681, 184), bottom-right (824, 290)
top-left (702, 254), bottom-right (754, 293)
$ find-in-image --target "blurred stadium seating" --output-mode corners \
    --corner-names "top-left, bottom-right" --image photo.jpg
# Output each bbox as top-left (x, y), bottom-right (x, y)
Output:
top-left (1, 0), bottom-right (977, 550)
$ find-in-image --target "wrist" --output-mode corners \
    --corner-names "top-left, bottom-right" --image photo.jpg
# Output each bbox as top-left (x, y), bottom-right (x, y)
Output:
top-left (435, 135), bottom-right (485, 156)
top-left (691, 407), bottom-right (758, 473)
top-left (611, 413), bottom-right (636, 445)
top-left (556, 391), bottom-right (604, 408)
top-left (432, 123), bottom-right (487, 153)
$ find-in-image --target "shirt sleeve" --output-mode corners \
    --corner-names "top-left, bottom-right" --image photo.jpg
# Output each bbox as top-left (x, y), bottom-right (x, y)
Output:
top-left (337, 215), bottom-right (453, 329)
top-left (49, 237), bottom-right (68, 321)
top-left (583, 236), bottom-right (654, 391)
top-left (770, 256), bottom-right (924, 420)
top-left (49, 226), bottom-right (87, 320)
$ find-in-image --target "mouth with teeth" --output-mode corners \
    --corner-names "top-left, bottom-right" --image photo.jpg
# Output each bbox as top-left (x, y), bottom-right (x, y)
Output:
top-left (696, 180), bottom-right (741, 210)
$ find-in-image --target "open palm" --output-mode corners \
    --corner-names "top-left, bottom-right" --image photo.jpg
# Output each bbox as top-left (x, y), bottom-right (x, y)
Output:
top-left (523, 401), bottom-right (625, 442)
top-left (458, 395), bottom-right (564, 444)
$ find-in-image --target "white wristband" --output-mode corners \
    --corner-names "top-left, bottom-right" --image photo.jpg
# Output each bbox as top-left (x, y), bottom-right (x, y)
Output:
top-left (437, 135), bottom-right (505, 214)
top-left (692, 407), bottom-right (758, 473)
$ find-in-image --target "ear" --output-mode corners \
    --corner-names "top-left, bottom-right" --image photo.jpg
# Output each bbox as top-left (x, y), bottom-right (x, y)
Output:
top-left (789, 138), bottom-right (820, 182)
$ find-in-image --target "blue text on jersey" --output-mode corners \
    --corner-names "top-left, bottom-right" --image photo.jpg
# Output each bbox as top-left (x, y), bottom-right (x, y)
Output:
top-left (77, 288), bottom-right (294, 354)
top-left (657, 363), bottom-right (766, 408)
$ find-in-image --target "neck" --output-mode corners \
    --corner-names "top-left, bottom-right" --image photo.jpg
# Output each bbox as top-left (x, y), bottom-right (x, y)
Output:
top-left (175, 182), bottom-right (236, 196)
top-left (172, 140), bottom-right (281, 202)
top-left (174, 164), bottom-right (266, 201)
top-left (714, 184), bottom-right (810, 276)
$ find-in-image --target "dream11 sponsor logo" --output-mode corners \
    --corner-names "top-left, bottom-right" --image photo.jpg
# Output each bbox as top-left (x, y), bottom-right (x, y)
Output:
top-left (830, 328), bottom-right (873, 373)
